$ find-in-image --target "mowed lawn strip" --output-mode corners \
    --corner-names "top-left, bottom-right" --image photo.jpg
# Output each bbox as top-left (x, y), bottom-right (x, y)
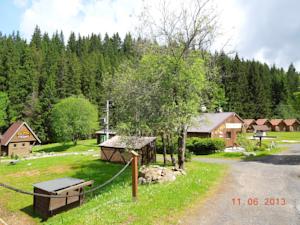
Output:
top-left (32, 139), bottom-right (98, 153)
top-left (0, 154), bottom-right (227, 225)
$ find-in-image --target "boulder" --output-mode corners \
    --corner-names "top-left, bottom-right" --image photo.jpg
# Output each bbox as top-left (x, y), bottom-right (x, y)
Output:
top-left (139, 165), bottom-right (186, 184)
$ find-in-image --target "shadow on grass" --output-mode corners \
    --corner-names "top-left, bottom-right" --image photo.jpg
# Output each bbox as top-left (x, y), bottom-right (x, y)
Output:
top-left (20, 159), bottom-right (132, 221)
top-left (34, 143), bottom-right (74, 153)
top-left (33, 142), bottom-right (98, 153)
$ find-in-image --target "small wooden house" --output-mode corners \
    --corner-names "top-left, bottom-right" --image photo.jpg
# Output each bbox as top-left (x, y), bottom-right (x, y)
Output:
top-left (253, 125), bottom-right (270, 137)
top-left (95, 130), bottom-right (116, 144)
top-left (270, 119), bottom-right (286, 132)
top-left (100, 135), bottom-right (156, 165)
top-left (256, 119), bottom-right (272, 130)
top-left (284, 119), bottom-right (300, 131)
top-left (244, 119), bottom-right (257, 132)
top-left (0, 122), bottom-right (41, 157)
top-left (187, 112), bottom-right (244, 147)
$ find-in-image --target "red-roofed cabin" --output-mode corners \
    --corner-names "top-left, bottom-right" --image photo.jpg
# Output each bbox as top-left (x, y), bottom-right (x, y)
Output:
top-left (255, 119), bottom-right (272, 130)
top-left (270, 119), bottom-right (286, 132)
top-left (284, 119), bottom-right (300, 132)
top-left (244, 119), bottom-right (257, 132)
top-left (0, 122), bottom-right (41, 157)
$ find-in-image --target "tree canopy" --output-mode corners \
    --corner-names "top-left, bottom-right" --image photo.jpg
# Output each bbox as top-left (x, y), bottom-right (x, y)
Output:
top-left (50, 96), bottom-right (98, 144)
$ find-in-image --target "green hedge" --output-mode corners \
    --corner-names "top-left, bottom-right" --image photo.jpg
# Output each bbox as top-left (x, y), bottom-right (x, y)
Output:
top-left (186, 137), bottom-right (225, 155)
top-left (156, 138), bottom-right (178, 154)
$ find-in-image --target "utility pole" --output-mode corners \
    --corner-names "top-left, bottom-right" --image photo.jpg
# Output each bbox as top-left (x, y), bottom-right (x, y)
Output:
top-left (106, 100), bottom-right (109, 141)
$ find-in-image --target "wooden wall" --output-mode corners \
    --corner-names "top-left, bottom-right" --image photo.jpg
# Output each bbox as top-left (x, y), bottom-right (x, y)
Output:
top-left (100, 142), bottom-right (156, 165)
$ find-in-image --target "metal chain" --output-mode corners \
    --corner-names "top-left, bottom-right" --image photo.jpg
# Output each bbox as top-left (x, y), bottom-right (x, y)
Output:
top-left (0, 158), bottom-right (133, 198)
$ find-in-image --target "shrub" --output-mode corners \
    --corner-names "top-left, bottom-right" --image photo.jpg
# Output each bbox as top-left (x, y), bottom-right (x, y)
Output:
top-left (237, 133), bottom-right (256, 152)
top-left (156, 137), bottom-right (178, 154)
top-left (185, 150), bottom-right (193, 162)
top-left (186, 137), bottom-right (225, 155)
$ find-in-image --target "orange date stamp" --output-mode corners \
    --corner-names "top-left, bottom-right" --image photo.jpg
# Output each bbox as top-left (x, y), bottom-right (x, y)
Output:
top-left (232, 197), bottom-right (286, 206)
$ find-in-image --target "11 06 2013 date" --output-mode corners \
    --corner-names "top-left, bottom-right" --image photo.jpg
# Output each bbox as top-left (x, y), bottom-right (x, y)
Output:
top-left (232, 197), bottom-right (286, 206)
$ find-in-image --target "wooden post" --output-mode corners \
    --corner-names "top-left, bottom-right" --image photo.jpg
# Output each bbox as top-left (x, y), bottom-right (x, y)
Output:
top-left (131, 150), bottom-right (138, 201)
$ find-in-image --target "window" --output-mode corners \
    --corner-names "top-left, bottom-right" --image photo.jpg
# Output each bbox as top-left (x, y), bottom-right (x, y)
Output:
top-left (13, 144), bottom-right (17, 147)
top-left (22, 143), bottom-right (25, 146)
top-left (226, 132), bottom-right (232, 139)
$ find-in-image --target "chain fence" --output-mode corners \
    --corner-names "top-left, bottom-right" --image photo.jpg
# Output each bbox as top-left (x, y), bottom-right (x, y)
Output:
top-left (0, 158), bottom-right (133, 198)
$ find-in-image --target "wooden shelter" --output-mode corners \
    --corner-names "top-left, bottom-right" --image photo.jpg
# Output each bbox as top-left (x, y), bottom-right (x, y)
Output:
top-left (0, 122), bottom-right (41, 157)
top-left (244, 119), bottom-right (257, 132)
top-left (253, 125), bottom-right (270, 137)
top-left (284, 119), bottom-right (300, 131)
top-left (95, 130), bottom-right (116, 144)
top-left (270, 119), bottom-right (286, 131)
top-left (187, 112), bottom-right (244, 147)
top-left (100, 135), bottom-right (156, 165)
top-left (255, 119), bottom-right (272, 130)
top-left (33, 177), bottom-right (93, 219)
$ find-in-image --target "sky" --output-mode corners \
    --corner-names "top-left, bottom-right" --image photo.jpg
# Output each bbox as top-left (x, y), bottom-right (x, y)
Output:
top-left (0, 0), bottom-right (299, 70)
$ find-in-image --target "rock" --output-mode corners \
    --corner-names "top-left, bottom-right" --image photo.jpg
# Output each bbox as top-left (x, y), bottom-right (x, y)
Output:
top-left (9, 160), bottom-right (19, 165)
top-left (158, 172), bottom-right (176, 183)
top-left (243, 152), bottom-right (256, 156)
top-left (139, 165), bottom-right (186, 185)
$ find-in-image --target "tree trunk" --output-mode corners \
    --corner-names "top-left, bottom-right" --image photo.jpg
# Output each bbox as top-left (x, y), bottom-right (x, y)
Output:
top-left (161, 134), bottom-right (167, 166)
top-left (73, 135), bottom-right (78, 145)
top-left (167, 134), bottom-right (176, 166)
top-left (178, 124), bottom-right (187, 169)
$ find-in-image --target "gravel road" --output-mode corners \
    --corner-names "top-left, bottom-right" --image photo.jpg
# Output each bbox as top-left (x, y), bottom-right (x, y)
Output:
top-left (182, 144), bottom-right (300, 225)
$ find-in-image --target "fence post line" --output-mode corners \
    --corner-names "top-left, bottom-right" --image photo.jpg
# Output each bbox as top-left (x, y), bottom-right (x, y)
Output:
top-left (131, 150), bottom-right (138, 201)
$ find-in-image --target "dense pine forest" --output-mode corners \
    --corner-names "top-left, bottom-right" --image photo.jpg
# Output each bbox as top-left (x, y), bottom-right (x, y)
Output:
top-left (0, 27), bottom-right (299, 142)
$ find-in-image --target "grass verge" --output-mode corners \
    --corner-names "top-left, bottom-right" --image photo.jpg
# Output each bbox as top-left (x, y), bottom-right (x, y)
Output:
top-left (0, 154), bottom-right (227, 225)
top-left (32, 139), bottom-right (98, 153)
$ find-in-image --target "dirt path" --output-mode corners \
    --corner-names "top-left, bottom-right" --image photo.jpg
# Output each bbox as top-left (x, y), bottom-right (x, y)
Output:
top-left (182, 144), bottom-right (300, 225)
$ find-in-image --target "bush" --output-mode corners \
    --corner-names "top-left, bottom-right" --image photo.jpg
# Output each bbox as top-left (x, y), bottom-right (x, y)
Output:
top-left (156, 137), bottom-right (178, 154)
top-left (186, 137), bottom-right (225, 155)
top-left (185, 150), bottom-right (193, 162)
top-left (237, 133), bottom-right (256, 152)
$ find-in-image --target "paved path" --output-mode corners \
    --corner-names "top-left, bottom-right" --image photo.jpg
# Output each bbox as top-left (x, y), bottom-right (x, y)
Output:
top-left (183, 144), bottom-right (300, 225)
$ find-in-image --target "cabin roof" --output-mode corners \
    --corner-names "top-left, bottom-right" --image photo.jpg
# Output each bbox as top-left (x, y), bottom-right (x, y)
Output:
top-left (244, 119), bottom-right (256, 126)
top-left (187, 112), bottom-right (243, 133)
top-left (253, 125), bottom-right (270, 131)
top-left (256, 119), bottom-right (270, 125)
top-left (270, 119), bottom-right (284, 126)
top-left (99, 135), bottom-right (156, 150)
top-left (0, 121), bottom-right (41, 146)
top-left (283, 119), bottom-right (300, 126)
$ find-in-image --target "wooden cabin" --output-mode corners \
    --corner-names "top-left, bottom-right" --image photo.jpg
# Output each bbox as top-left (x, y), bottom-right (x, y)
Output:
top-left (0, 122), bottom-right (41, 157)
top-left (95, 130), bottom-right (116, 144)
top-left (100, 135), bottom-right (156, 165)
top-left (256, 119), bottom-right (272, 130)
top-left (253, 125), bottom-right (270, 137)
top-left (284, 119), bottom-right (300, 131)
top-left (270, 119), bottom-right (286, 132)
top-left (187, 112), bottom-right (244, 147)
top-left (244, 119), bottom-right (257, 132)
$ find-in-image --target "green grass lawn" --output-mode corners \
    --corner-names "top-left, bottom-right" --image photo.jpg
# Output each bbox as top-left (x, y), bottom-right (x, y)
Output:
top-left (0, 154), bottom-right (227, 225)
top-left (32, 139), bottom-right (98, 153)
top-left (246, 131), bottom-right (300, 143)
